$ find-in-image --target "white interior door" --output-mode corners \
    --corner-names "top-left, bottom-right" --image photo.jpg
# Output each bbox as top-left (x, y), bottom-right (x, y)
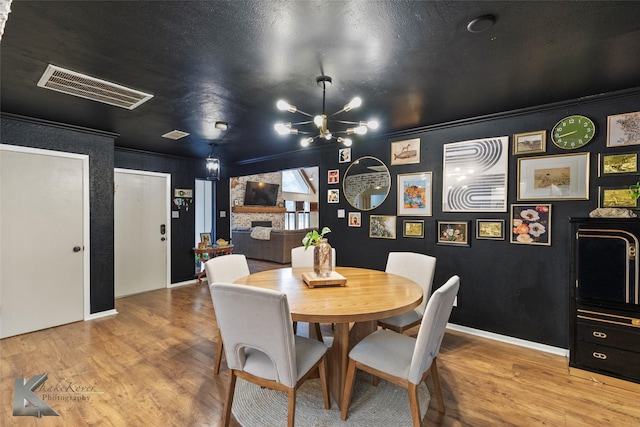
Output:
top-left (114, 169), bottom-right (170, 297)
top-left (0, 145), bottom-right (88, 338)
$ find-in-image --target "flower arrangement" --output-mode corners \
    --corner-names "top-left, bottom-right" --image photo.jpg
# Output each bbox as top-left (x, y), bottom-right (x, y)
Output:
top-left (302, 227), bottom-right (331, 250)
top-left (512, 205), bottom-right (550, 245)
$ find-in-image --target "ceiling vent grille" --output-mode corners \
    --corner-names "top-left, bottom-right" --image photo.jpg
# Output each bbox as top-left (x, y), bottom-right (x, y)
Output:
top-left (162, 130), bottom-right (190, 140)
top-left (37, 64), bottom-right (153, 110)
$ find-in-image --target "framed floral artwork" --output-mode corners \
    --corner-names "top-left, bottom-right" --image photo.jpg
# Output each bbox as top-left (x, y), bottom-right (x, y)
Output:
top-left (607, 111), bottom-right (640, 147)
top-left (397, 172), bottom-right (432, 216)
top-left (403, 220), bottom-right (424, 238)
top-left (391, 138), bottom-right (420, 165)
top-left (369, 215), bottom-right (396, 239)
top-left (510, 204), bottom-right (551, 246)
top-left (436, 221), bottom-right (470, 246)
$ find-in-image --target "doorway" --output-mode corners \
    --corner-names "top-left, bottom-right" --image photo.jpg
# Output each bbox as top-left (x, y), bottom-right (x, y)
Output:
top-left (0, 145), bottom-right (89, 338)
top-left (114, 169), bottom-right (170, 297)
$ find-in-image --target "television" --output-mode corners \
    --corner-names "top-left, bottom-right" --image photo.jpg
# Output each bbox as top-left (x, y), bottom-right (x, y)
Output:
top-left (243, 181), bottom-right (279, 206)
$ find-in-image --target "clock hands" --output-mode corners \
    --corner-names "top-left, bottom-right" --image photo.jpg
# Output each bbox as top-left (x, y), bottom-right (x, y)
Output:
top-left (556, 130), bottom-right (577, 138)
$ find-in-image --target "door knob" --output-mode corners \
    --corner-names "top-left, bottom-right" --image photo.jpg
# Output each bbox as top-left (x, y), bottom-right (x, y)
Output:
top-left (73, 246), bottom-right (82, 252)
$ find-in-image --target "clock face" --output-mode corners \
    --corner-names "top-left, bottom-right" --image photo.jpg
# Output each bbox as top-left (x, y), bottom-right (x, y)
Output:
top-left (551, 115), bottom-right (596, 149)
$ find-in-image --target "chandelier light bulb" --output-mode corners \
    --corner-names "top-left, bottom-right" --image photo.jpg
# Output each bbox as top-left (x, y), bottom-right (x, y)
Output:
top-left (300, 137), bottom-right (312, 147)
top-left (274, 122), bottom-right (291, 135)
top-left (354, 125), bottom-right (368, 135)
top-left (314, 115), bottom-right (324, 128)
top-left (338, 137), bottom-right (352, 147)
top-left (276, 100), bottom-right (294, 112)
top-left (366, 120), bottom-right (379, 129)
top-left (324, 131), bottom-right (332, 140)
top-left (344, 97), bottom-right (362, 111)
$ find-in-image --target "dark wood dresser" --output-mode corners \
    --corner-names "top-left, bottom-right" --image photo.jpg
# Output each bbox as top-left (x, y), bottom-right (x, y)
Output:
top-left (570, 218), bottom-right (640, 387)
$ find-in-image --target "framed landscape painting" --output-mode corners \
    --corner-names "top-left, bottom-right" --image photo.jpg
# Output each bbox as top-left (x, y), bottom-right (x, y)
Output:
top-left (599, 152), bottom-right (639, 176)
top-left (370, 215), bottom-right (396, 239)
top-left (513, 130), bottom-right (546, 155)
top-left (397, 172), bottom-right (432, 216)
top-left (403, 220), bottom-right (425, 238)
top-left (517, 153), bottom-right (589, 201)
top-left (476, 219), bottom-right (505, 240)
top-left (607, 111), bottom-right (640, 147)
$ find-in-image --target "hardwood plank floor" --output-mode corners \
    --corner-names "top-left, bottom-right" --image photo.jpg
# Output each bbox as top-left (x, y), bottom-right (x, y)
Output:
top-left (2, 260), bottom-right (639, 426)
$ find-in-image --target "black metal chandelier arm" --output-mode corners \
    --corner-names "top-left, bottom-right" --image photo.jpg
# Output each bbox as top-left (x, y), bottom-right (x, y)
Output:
top-left (291, 120), bottom-right (314, 126)
top-left (291, 109), bottom-right (313, 118)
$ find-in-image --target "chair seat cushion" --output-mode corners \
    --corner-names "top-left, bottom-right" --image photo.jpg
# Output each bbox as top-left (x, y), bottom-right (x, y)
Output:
top-left (243, 336), bottom-right (328, 383)
top-left (349, 330), bottom-right (416, 380)
top-left (379, 309), bottom-right (422, 329)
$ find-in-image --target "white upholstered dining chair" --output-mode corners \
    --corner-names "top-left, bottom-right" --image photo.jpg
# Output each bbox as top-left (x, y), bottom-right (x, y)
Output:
top-left (290, 245), bottom-right (336, 268)
top-left (378, 252), bottom-right (437, 333)
top-left (204, 254), bottom-right (250, 374)
top-left (341, 275), bottom-right (460, 426)
top-left (290, 245), bottom-right (337, 341)
top-left (210, 282), bottom-right (330, 427)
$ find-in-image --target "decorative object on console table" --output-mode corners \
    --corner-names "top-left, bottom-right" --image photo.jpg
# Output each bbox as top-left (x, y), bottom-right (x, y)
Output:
top-left (569, 218), bottom-right (640, 389)
top-left (303, 227), bottom-right (333, 278)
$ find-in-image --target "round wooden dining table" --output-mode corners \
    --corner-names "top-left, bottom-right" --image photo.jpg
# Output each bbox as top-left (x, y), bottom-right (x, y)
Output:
top-left (233, 266), bottom-right (423, 408)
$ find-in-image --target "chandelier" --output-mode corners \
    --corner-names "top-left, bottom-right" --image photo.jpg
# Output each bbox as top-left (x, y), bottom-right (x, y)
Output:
top-left (274, 75), bottom-right (378, 147)
top-left (205, 143), bottom-right (220, 181)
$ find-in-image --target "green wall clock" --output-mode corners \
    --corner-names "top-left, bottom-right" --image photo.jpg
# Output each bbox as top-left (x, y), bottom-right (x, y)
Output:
top-left (551, 115), bottom-right (596, 149)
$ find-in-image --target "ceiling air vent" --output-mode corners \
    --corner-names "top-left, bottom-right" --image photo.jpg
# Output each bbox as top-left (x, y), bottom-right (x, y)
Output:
top-left (37, 64), bottom-right (153, 110)
top-left (162, 130), bottom-right (190, 140)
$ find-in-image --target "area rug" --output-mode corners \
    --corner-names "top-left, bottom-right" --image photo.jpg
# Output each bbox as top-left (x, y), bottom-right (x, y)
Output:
top-left (231, 370), bottom-right (430, 427)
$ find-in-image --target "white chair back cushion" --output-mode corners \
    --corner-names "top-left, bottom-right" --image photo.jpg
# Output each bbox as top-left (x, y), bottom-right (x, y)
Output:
top-left (209, 283), bottom-right (298, 387)
top-left (386, 252), bottom-right (436, 313)
top-left (204, 254), bottom-right (250, 283)
top-left (291, 246), bottom-right (336, 268)
top-left (408, 275), bottom-right (459, 384)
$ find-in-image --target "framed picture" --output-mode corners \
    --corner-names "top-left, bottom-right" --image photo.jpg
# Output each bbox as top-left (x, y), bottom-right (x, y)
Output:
top-left (442, 136), bottom-right (508, 212)
top-left (607, 111), bottom-right (640, 147)
top-left (348, 212), bottom-right (361, 227)
top-left (513, 130), bottom-right (546, 155)
top-left (391, 138), bottom-right (420, 165)
top-left (403, 220), bottom-right (424, 238)
top-left (476, 219), bottom-right (505, 240)
top-left (599, 187), bottom-right (638, 209)
top-left (436, 221), bottom-right (470, 246)
top-left (200, 233), bottom-right (212, 246)
top-left (397, 172), bottom-right (432, 216)
top-left (327, 189), bottom-right (339, 203)
top-left (369, 215), bottom-right (396, 239)
top-left (339, 147), bottom-right (351, 163)
top-left (599, 152), bottom-right (639, 176)
top-left (510, 204), bottom-right (551, 246)
top-left (328, 169), bottom-right (340, 184)
top-left (517, 153), bottom-right (589, 200)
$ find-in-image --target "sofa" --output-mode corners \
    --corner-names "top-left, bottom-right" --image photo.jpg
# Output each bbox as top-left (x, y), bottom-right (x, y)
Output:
top-left (231, 227), bottom-right (313, 264)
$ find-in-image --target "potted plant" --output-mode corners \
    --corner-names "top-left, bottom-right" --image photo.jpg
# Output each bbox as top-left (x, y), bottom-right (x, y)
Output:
top-left (302, 227), bottom-right (333, 277)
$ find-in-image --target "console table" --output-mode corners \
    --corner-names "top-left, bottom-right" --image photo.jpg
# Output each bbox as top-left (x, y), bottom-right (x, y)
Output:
top-left (193, 245), bottom-right (234, 283)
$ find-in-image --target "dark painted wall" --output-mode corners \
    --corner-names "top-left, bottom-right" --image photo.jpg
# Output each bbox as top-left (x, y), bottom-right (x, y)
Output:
top-left (113, 149), bottom-right (208, 283)
top-left (226, 90), bottom-right (640, 348)
top-left (1, 114), bottom-right (116, 314)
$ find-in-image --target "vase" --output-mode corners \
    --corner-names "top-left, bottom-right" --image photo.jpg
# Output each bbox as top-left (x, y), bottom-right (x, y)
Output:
top-left (313, 238), bottom-right (333, 277)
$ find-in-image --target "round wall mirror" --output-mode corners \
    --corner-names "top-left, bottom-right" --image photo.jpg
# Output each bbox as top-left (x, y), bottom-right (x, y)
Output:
top-left (342, 156), bottom-right (391, 211)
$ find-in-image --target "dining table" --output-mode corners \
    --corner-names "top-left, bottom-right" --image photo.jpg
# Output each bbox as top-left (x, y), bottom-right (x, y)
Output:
top-left (233, 266), bottom-right (423, 408)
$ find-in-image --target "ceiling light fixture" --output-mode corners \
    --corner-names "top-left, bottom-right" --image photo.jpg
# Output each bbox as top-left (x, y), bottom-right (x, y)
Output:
top-left (215, 121), bottom-right (228, 131)
top-left (206, 143), bottom-right (221, 181)
top-left (274, 75), bottom-right (379, 148)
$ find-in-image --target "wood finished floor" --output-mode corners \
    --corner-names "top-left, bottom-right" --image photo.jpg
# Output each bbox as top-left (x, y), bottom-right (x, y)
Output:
top-left (2, 260), bottom-right (639, 426)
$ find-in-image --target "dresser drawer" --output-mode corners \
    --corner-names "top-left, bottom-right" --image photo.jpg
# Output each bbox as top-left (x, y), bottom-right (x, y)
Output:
top-left (574, 341), bottom-right (640, 380)
top-left (576, 319), bottom-right (640, 353)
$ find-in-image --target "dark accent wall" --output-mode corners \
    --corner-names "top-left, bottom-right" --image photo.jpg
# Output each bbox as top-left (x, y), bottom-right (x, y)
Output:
top-left (226, 90), bottom-right (640, 348)
top-left (114, 149), bottom-right (208, 283)
top-left (1, 114), bottom-right (116, 314)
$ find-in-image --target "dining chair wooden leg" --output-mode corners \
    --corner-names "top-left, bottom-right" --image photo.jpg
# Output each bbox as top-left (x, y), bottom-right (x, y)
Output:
top-left (340, 359), bottom-right (358, 420)
top-left (214, 330), bottom-right (224, 375)
top-left (313, 322), bottom-right (323, 341)
top-left (222, 371), bottom-right (237, 427)
top-left (287, 388), bottom-right (296, 427)
top-left (408, 382), bottom-right (422, 427)
top-left (430, 358), bottom-right (446, 413)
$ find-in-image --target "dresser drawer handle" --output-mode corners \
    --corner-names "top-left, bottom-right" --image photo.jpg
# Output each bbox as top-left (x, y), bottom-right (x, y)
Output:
top-left (592, 352), bottom-right (608, 360)
top-left (592, 331), bottom-right (607, 339)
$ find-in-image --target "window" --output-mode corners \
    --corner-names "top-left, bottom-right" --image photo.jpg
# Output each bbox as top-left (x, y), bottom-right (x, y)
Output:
top-left (282, 169), bottom-right (310, 194)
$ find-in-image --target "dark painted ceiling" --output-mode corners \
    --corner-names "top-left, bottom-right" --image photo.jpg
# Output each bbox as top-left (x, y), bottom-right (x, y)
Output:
top-left (2, 1), bottom-right (640, 166)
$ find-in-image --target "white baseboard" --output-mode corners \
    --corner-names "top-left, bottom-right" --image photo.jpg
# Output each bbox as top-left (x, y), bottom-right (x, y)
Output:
top-left (86, 309), bottom-right (118, 320)
top-left (168, 279), bottom-right (199, 288)
top-left (447, 323), bottom-right (569, 357)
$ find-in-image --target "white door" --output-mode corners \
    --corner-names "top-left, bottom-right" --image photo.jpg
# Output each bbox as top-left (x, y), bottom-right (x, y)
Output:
top-left (114, 169), bottom-right (170, 297)
top-left (0, 145), bottom-right (88, 338)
